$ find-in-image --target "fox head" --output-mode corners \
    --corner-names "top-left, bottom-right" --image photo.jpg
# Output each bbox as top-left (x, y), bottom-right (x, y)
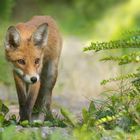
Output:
top-left (4, 23), bottom-right (48, 84)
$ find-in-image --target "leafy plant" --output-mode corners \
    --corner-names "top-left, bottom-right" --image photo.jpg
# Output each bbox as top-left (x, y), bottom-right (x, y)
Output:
top-left (50, 31), bottom-right (140, 139)
top-left (81, 29), bottom-right (140, 136)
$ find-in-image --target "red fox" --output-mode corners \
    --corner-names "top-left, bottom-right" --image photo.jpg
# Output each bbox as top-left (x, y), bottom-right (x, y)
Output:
top-left (4, 16), bottom-right (62, 121)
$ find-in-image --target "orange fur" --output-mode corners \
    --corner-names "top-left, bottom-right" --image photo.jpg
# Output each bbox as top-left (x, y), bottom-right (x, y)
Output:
top-left (5, 16), bottom-right (62, 121)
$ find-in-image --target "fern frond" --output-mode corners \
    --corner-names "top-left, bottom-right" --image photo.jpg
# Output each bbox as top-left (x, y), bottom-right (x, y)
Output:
top-left (95, 110), bottom-right (126, 126)
top-left (101, 73), bottom-right (139, 85)
top-left (121, 30), bottom-right (140, 39)
top-left (100, 52), bottom-right (140, 65)
top-left (84, 38), bottom-right (140, 52)
top-left (100, 56), bottom-right (120, 61)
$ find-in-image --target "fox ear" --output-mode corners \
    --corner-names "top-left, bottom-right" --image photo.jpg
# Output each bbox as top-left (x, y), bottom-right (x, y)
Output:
top-left (33, 23), bottom-right (48, 47)
top-left (5, 26), bottom-right (20, 49)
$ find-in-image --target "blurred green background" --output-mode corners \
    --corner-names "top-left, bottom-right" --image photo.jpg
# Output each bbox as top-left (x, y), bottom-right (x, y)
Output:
top-left (1, 0), bottom-right (140, 38)
top-left (0, 0), bottom-right (140, 110)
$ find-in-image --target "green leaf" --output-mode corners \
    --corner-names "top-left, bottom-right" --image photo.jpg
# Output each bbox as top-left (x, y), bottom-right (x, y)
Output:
top-left (20, 120), bottom-right (29, 127)
top-left (31, 120), bottom-right (43, 127)
top-left (88, 101), bottom-right (96, 115)
top-left (2, 103), bottom-right (9, 115)
top-left (10, 114), bottom-right (16, 121)
top-left (60, 108), bottom-right (77, 127)
top-left (82, 108), bottom-right (89, 123)
top-left (44, 121), bottom-right (53, 127)
top-left (0, 113), bottom-right (5, 125)
top-left (0, 99), bottom-right (9, 115)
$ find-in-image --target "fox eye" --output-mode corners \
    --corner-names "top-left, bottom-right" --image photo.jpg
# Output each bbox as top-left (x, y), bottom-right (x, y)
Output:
top-left (17, 59), bottom-right (25, 65)
top-left (35, 58), bottom-right (40, 64)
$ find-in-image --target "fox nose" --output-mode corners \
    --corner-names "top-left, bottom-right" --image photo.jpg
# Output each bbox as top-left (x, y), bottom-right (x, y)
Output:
top-left (30, 77), bottom-right (37, 83)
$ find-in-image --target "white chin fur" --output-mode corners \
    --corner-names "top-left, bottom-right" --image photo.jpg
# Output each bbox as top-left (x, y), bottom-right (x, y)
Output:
top-left (24, 74), bottom-right (40, 84)
top-left (23, 75), bottom-right (32, 84)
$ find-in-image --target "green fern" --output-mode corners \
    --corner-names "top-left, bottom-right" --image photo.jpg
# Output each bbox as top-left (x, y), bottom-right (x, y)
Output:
top-left (83, 30), bottom-right (140, 132)
top-left (84, 38), bottom-right (140, 52)
top-left (101, 73), bottom-right (139, 85)
top-left (84, 30), bottom-right (140, 87)
top-left (100, 52), bottom-right (140, 65)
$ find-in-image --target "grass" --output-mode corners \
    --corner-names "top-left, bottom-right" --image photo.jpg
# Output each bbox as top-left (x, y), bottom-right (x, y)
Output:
top-left (0, 91), bottom-right (140, 139)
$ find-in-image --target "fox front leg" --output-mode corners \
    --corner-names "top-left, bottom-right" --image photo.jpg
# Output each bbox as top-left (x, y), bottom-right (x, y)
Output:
top-left (33, 59), bottom-right (58, 120)
top-left (24, 82), bottom-right (40, 121)
top-left (13, 71), bottom-right (27, 121)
